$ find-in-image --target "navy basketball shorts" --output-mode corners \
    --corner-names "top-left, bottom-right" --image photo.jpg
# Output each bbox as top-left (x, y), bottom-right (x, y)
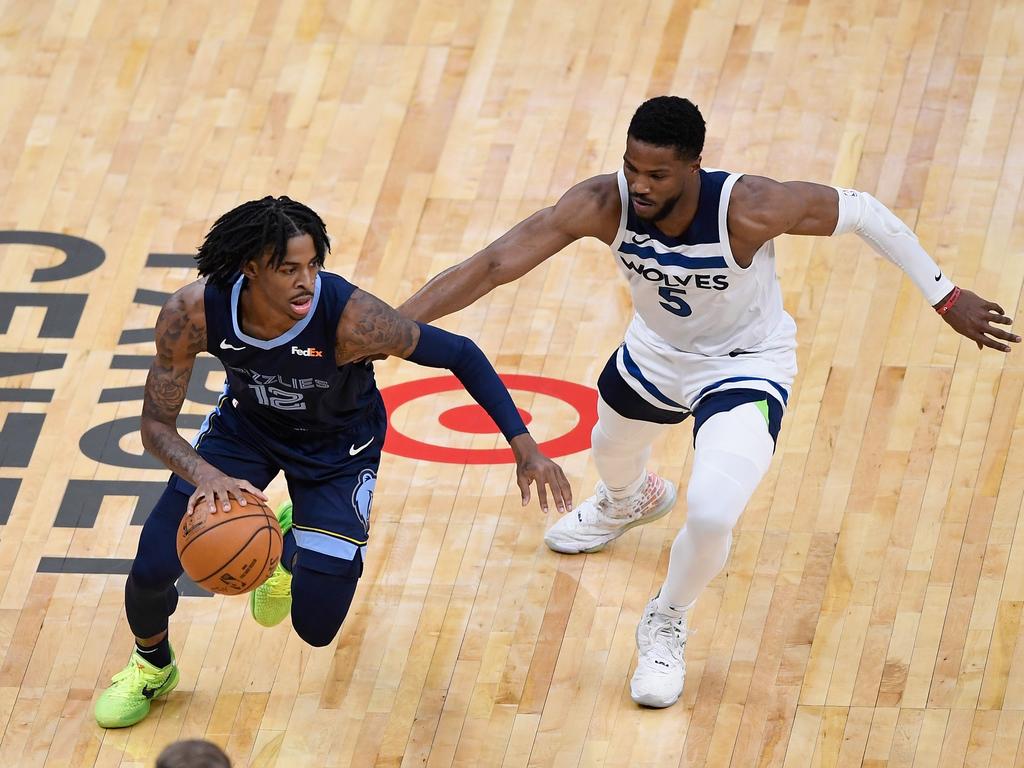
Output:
top-left (171, 394), bottom-right (387, 568)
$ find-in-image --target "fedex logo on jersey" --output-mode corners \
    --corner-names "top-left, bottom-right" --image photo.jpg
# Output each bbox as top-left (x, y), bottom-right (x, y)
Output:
top-left (291, 345), bottom-right (323, 357)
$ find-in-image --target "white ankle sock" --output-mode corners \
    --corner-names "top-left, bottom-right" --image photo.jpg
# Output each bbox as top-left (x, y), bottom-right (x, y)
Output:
top-left (606, 472), bottom-right (646, 501)
top-left (655, 594), bottom-right (693, 618)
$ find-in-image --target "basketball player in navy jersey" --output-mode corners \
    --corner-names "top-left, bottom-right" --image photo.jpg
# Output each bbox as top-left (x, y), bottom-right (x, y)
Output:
top-left (94, 197), bottom-right (572, 728)
top-left (398, 96), bottom-right (1019, 708)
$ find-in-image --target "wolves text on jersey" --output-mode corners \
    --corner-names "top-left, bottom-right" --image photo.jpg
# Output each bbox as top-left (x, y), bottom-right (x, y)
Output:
top-left (618, 254), bottom-right (730, 291)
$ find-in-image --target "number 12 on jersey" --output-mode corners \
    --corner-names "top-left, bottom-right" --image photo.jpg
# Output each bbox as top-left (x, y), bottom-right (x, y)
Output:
top-left (248, 384), bottom-right (307, 410)
top-left (658, 287), bottom-right (692, 317)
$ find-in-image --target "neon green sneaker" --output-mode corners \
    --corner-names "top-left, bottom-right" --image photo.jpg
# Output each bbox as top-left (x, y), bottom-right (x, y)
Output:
top-left (250, 501), bottom-right (293, 627)
top-left (94, 646), bottom-right (179, 728)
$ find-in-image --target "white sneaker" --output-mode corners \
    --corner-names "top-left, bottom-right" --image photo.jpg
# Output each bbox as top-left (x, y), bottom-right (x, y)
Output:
top-left (543, 472), bottom-right (677, 554)
top-left (630, 596), bottom-right (689, 708)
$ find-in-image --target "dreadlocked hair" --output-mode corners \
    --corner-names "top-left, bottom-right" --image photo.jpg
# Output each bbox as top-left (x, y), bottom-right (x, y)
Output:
top-left (627, 96), bottom-right (706, 161)
top-left (194, 196), bottom-right (330, 286)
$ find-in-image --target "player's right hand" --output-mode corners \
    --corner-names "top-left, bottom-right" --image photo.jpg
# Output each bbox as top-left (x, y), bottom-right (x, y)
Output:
top-left (188, 468), bottom-right (268, 515)
top-left (938, 287), bottom-right (1021, 352)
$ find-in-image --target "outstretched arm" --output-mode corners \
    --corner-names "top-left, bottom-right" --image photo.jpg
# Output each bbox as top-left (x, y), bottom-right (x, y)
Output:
top-left (337, 290), bottom-right (573, 512)
top-left (729, 177), bottom-right (1020, 353)
top-left (143, 284), bottom-right (267, 513)
top-left (399, 174), bottom-right (621, 323)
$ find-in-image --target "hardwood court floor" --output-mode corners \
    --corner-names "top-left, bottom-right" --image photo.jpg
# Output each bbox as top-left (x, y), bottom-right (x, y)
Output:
top-left (2, 0), bottom-right (1024, 765)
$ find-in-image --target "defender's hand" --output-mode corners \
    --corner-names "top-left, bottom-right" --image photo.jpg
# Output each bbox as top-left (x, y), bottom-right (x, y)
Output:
top-left (938, 288), bottom-right (1020, 352)
top-left (510, 433), bottom-right (573, 514)
top-left (188, 469), bottom-right (268, 515)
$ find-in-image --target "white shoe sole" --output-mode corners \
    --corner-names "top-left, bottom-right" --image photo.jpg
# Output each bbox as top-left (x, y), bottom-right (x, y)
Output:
top-left (544, 480), bottom-right (678, 555)
top-left (630, 686), bottom-right (680, 708)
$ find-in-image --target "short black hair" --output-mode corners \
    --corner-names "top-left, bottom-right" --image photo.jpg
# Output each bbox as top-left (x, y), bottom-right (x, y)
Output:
top-left (156, 739), bottom-right (231, 768)
top-left (195, 196), bottom-right (330, 286)
top-left (627, 96), bottom-right (706, 160)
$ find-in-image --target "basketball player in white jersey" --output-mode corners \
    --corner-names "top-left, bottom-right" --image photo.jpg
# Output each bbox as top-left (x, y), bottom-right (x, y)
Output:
top-left (398, 97), bottom-right (1019, 708)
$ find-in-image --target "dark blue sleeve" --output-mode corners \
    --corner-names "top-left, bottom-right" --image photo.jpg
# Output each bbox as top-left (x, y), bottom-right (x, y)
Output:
top-left (406, 323), bottom-right (528, 443)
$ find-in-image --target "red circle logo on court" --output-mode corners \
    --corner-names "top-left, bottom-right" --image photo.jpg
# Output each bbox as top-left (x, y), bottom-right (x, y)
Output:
top-left (380, 375), bottom-right (597, 464)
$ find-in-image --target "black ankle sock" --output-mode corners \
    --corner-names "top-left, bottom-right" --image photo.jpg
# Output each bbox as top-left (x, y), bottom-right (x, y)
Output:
top-left (135, 636), bottom-right (172, 668)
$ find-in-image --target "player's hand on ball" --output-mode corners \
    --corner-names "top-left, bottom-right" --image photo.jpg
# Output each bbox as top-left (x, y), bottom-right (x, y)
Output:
top-left (188, 467), bottom-right (268, 515)
top-left (509, 434), bottom-right (573, 514)
top-left (939, 288), bottom-right (1020, 352)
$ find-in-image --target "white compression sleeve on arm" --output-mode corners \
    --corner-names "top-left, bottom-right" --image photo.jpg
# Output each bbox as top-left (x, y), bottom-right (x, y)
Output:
top-left (832, 188), bottom-right (956, 305)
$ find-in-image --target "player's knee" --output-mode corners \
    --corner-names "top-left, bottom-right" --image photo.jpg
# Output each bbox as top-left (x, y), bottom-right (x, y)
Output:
top-left (289, 554), bottom-right (361, 648)
top-left (129, 483), bottom-right (189, 591)
top-left (291, 615), bottom-right (342, 647)
top-left (685, 451), bottom-right (763, 542)
top-left (683, 493), bottom-right (735, 542)
top-left (128, 557), bottom-right (178, 593)
top-left (290, 594), bottom-right (352, 647)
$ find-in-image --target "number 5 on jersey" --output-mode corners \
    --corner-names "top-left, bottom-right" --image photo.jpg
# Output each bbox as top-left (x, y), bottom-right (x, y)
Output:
top-left (658, 287), bottom-right (692, 317)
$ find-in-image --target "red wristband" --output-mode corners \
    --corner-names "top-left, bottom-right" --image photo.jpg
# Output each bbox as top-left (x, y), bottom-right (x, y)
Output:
top-left (935, 286), bottom-right (961, 316)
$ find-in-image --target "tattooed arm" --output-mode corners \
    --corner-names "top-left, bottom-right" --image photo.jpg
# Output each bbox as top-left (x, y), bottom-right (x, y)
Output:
top-left (335, 290), bottom-right (573, 514)
top-left (143, 282), bottom-right (266, 514)
top-left (335, 289), bottom-right (420, 364)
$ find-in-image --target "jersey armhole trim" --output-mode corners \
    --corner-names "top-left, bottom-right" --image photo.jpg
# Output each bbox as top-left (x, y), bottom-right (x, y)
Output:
top-left (611, 169), bottom-right (629, 251)
top-left (718, 172), bottom-right (748, 274)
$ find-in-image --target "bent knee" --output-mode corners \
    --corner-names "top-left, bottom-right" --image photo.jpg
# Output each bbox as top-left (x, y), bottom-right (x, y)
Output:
top-left (685, 452), bottom-right (765, 540)
top-left (288, 554), bottom-right (360, 648)
top-left (683, 504), bottom-right (736, 541)
top-left (128, 561), bottom-right (179, 593)
top-left (291, 618), bottom-right (341, 648)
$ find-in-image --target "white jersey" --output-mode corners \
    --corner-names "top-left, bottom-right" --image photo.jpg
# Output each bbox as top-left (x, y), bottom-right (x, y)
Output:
top-left (611, 168), bottom-right (792, 358)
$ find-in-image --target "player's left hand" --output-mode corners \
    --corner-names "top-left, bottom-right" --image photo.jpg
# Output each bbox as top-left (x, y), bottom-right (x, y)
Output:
top-left (509, 433), bottom-right (573, 514)
top-left (938, 288), bottom-right (1020, 352)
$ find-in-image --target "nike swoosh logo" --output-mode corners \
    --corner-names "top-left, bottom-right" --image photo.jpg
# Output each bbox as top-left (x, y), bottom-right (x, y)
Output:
top-left (349, 437), bottom-right (374, 456)
top-left (631, 234), bottom-right (652, 245)
top-left (934, 272), bottom-right (942, 281)
top-left (220, 339), bottom-right (246, 351)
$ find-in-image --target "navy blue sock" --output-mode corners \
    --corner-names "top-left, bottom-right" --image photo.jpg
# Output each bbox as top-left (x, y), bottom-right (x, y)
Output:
top-left (136, 635), bottom-right (172, 668)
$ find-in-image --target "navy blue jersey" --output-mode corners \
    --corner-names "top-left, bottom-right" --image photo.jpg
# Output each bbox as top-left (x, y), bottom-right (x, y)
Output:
top-left (203, 271), bottom-right (379, 434)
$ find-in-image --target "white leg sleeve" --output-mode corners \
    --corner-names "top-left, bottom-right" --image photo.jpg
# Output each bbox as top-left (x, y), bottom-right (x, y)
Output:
top-left (591, 396), bottom-right (670, 500)
top-left (657, 401), bottom-right (774, 611)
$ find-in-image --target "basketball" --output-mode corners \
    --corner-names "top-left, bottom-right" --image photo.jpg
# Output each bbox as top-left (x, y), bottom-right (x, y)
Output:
top-left (176, 491), bottom-right (282, 596)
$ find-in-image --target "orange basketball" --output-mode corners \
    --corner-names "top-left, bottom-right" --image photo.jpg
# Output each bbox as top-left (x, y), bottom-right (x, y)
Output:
top-left (176, 491), bottom-right (282, 596)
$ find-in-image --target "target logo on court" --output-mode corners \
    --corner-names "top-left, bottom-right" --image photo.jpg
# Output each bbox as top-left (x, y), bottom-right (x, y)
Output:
top-left (380, 375), bottom-right (597, 464)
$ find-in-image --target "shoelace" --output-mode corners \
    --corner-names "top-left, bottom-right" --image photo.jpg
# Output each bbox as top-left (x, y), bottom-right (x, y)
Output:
top-left (264, 569), bottom-right (292, 598)
top-left (581, 484), bottom-right (636, 522)
top-left (644, 613), bottom-right (688, 669)
top-left (577, 476), bottom-right (662, 525)
top-left (110, 661), bottom-right (162, 696)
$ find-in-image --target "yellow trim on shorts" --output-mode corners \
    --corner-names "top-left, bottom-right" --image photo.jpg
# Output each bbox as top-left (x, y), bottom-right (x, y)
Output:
top-left (292, 523), bottom-right (368, 546)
